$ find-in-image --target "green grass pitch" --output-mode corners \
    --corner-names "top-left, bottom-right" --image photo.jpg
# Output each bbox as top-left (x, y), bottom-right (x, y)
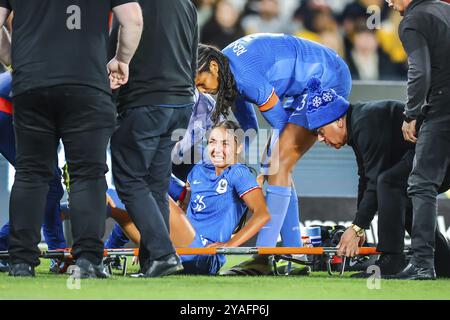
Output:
top-left (1, 256), bottom-right (449, 300)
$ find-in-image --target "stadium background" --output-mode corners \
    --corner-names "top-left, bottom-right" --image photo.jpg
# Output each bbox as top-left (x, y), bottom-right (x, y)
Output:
top-left (0, 0), bottom-right (449, 243)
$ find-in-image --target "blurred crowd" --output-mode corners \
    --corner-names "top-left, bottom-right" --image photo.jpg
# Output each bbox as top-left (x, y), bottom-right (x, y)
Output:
top-left (194, 0), bottom-right (415, 81)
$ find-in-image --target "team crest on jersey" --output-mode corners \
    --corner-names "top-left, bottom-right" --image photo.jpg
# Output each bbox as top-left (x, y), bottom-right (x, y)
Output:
top-left (216, 179), bottom-right (228, 194)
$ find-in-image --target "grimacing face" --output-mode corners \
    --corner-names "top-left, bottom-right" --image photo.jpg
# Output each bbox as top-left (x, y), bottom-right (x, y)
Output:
top-left (316, 118), bottom-right (347, 149)
top-left (195, 60), bottom-right (220, 95)
top-left (207, 127), bottom-right (242, 169)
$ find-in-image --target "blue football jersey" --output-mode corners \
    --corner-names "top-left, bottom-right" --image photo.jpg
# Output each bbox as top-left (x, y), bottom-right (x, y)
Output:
top-left (223, 33), bottom-right (351, 129)
top-left (0, 71), bottom-right (12, 114)
top-left (0, 72), bottom-right (15, 165)
top-left (186, 163), bottom-right (260, 244)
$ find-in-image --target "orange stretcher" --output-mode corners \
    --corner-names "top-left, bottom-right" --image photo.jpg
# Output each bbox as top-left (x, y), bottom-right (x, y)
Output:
top-left (1, 246), bottom-right (385, 277)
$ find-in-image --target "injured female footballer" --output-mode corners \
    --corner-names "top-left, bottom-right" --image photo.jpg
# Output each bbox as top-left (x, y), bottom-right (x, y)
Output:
top-left (69, 120), bottom-right (271, 275)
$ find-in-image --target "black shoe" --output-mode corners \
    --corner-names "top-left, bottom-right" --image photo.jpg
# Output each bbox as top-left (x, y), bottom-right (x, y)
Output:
top-left (0, 259), bottom-right (10, 273)
top-left (143, 253), bottom-right (184, 278)
top-left (350, 253), bottom-right (406, 279)
top-left (388, 263), bottom-right (436, 280)
top-left (8, 263), bottom-right (35, 277)
top-left (127, 258), bottom-right (149, 278)
top-left (220, 255), bottom-right (274, 276)
top-left (75, 258), bottom-right (110, 279)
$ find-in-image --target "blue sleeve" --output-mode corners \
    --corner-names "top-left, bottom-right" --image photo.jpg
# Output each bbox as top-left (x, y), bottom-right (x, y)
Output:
top-left (261, 99), bottom-right (289, 130)
top-left (229, 165), bottom-right (260, 198)
top-left (169, 174), bottom-right (186, 201)
top-left (0, 71), bottom-right (12, 101)
top-left (233, 96), bottom-right (259, 132)
top-left (238, 72), bottom-right (289, 130)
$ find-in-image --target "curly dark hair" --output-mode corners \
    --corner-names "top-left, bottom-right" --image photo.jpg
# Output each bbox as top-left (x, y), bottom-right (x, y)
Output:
top-left (197, 44), bottom-right (237, 124)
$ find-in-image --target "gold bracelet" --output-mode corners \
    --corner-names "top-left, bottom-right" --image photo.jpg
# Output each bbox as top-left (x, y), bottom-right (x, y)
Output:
top-left (350, 224), bottom-right (365, 237)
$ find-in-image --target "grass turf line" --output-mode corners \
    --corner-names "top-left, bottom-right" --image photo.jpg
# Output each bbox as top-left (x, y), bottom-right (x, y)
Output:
top-left (0, 256), bottom-right (449, 300)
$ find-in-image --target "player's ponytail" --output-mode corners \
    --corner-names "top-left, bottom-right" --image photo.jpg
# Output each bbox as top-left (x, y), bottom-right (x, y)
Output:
top-left (198, 44), bottom-right (237, 124)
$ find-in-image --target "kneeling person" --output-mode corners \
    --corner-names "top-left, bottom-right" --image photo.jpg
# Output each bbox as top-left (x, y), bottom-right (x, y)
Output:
top-left (306, 82), bottom-right (450, 278)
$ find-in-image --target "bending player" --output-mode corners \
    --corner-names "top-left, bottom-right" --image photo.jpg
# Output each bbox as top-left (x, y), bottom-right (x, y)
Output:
top-left (195, 34), bottom-right (352, 272)
top-left (0, 71), bottom-right (67, 273)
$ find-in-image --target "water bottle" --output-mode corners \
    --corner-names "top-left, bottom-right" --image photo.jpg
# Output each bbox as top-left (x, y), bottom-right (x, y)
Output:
top-left (307, 226), bottom-right (322, 247)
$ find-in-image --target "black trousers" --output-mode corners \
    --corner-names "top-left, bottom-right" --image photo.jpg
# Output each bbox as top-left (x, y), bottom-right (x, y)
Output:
top-left (377, 150), bottom-right (415, 254)
top-left (377, 149), bottom-right (450, 275)
top-left (407, 102), bottom-right (450, 269)
top-left (111, 105), bottom-right (191, 263)
top-left (9, 85), bottom-right (115, 266)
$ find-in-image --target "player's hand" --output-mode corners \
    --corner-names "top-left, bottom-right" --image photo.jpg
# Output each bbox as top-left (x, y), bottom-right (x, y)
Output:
top-left (107, 57), bottom-right (129, 90)
top-left (402, 120), bottom-right (417, 144)
top-left (256, 174), bottom-right (266, 188)
top-left (206, 242), bottom-right (227, 248)
top-left (337, 228), bottom-right (362, 258)
top-left (132, 256), bottom-right (139, 265)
